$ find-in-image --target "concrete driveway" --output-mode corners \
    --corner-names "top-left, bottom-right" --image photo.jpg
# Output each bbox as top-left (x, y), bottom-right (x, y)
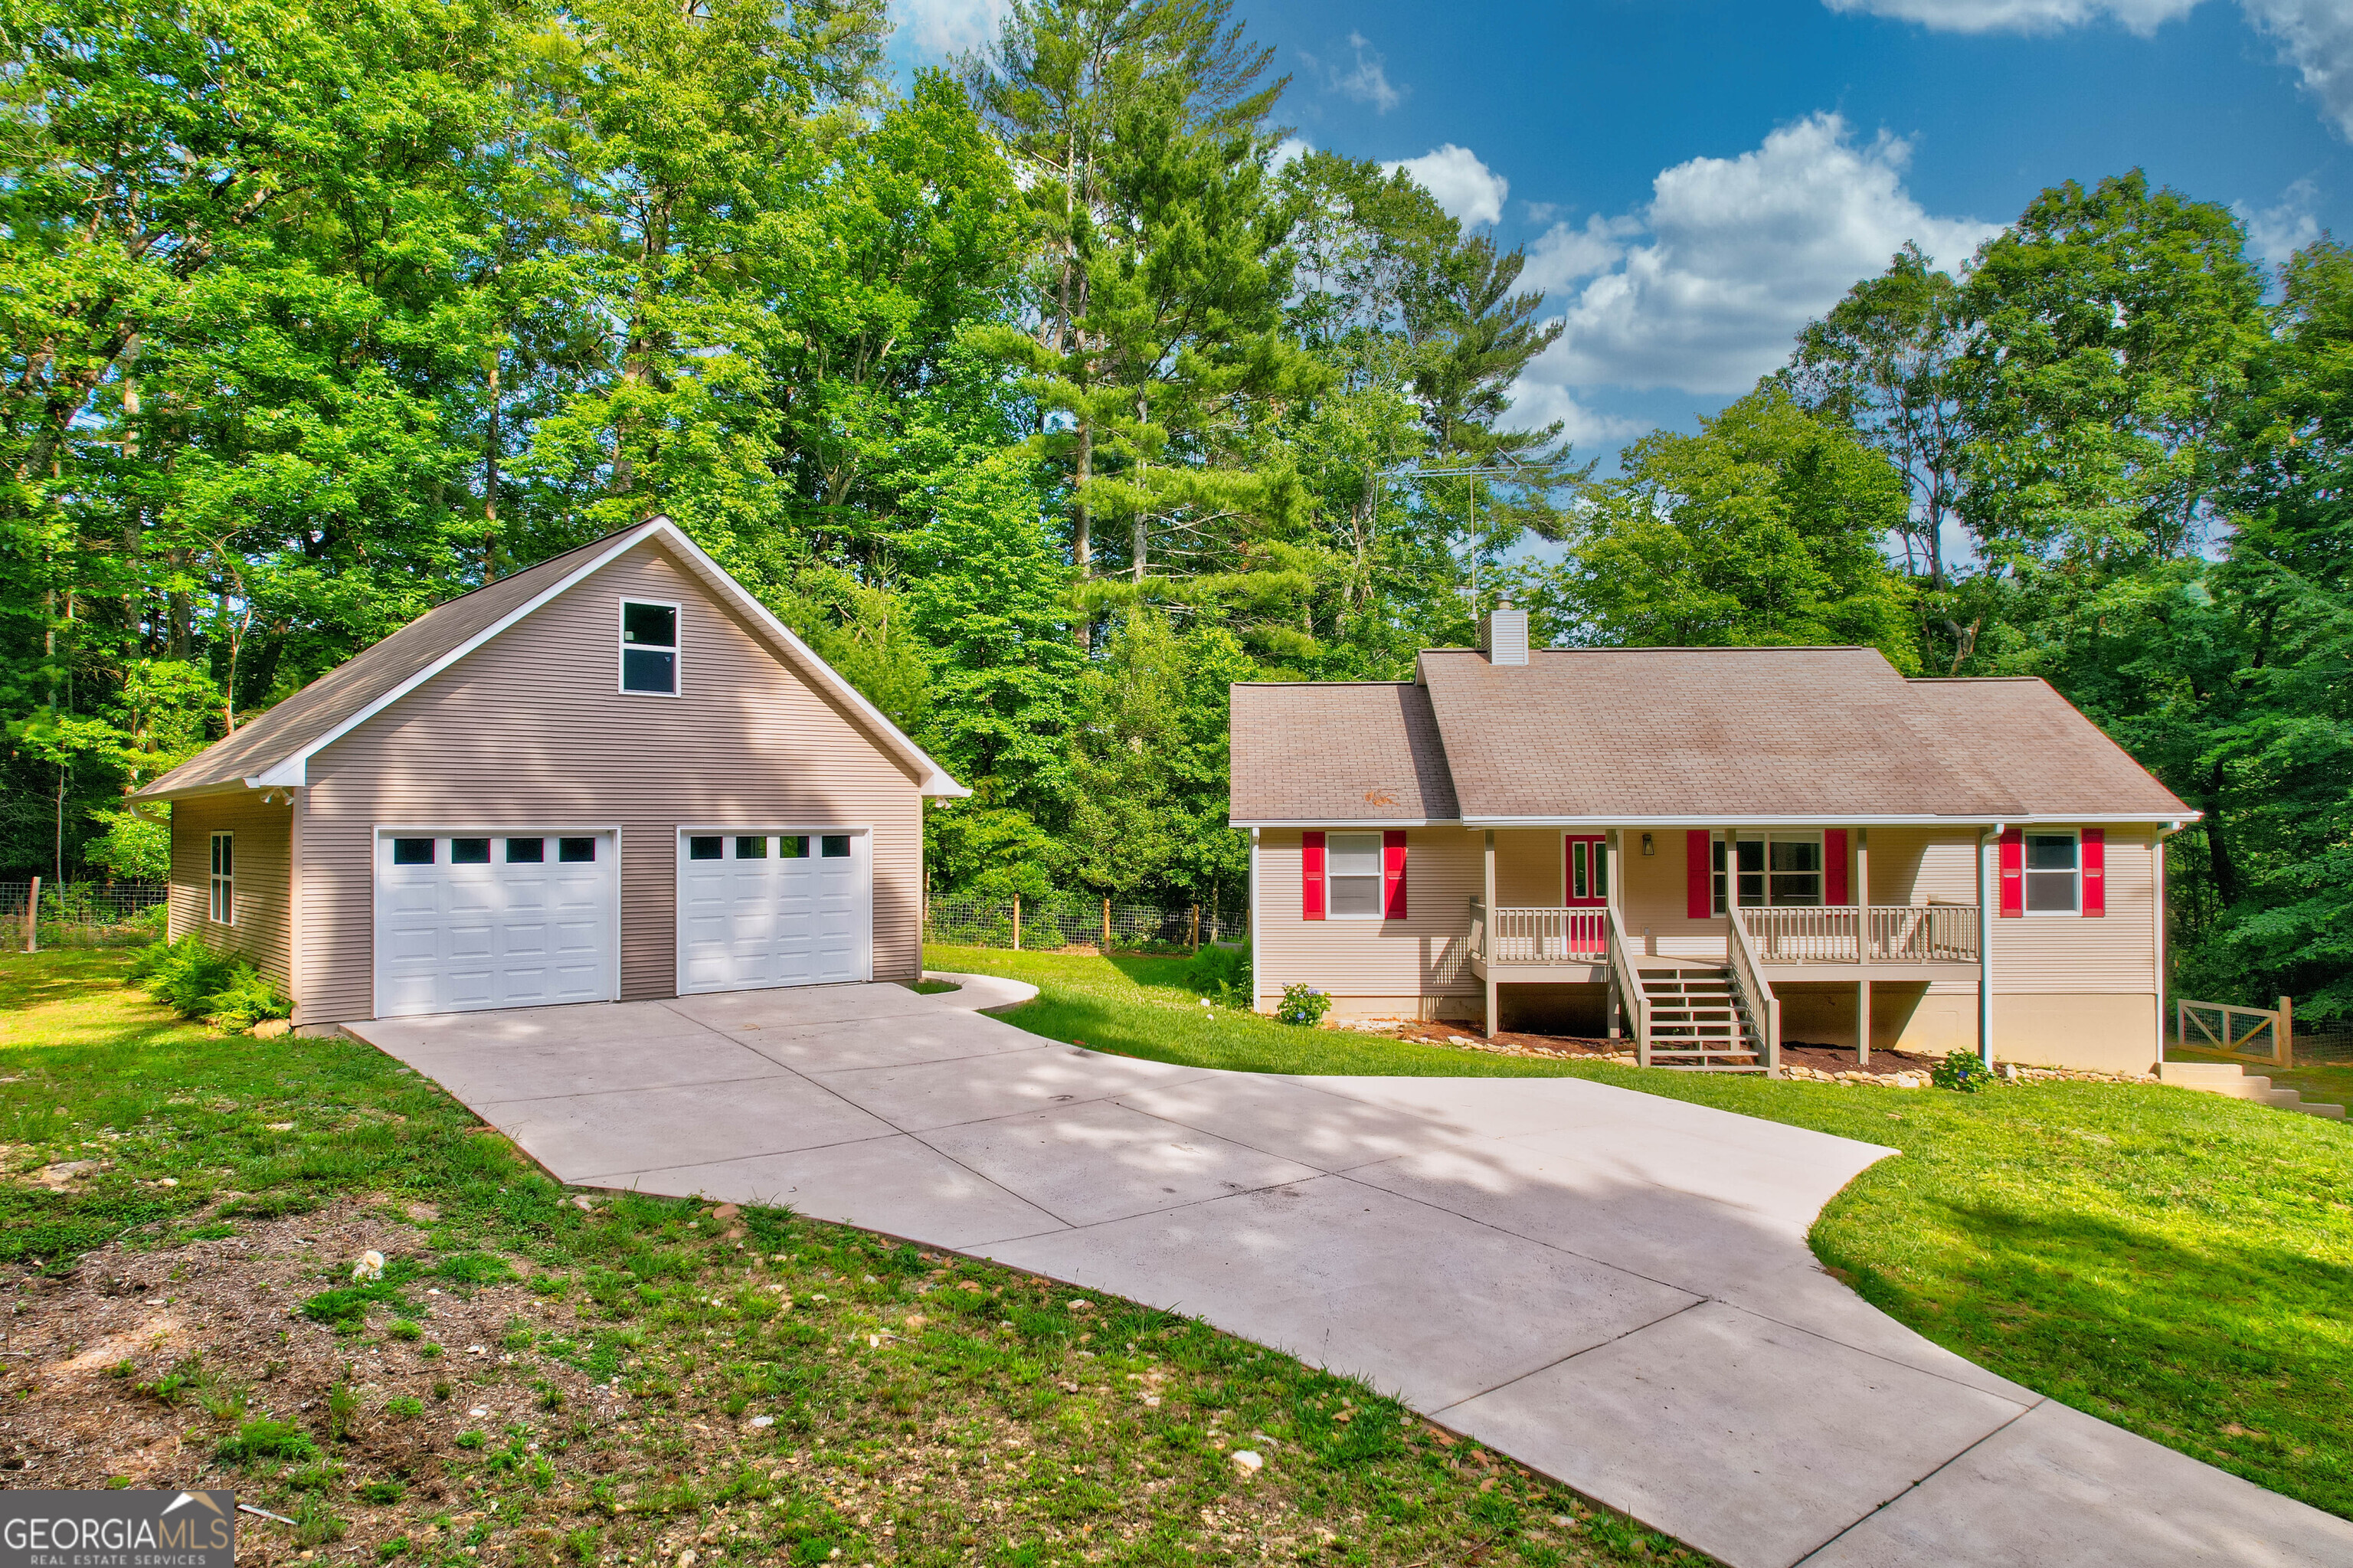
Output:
top-left (348, 976), bottom-right (2353, 1568)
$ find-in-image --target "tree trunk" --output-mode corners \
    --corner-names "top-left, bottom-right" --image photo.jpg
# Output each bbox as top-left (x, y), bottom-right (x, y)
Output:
top-left (483, 350), bottom-right (501, 581)
top-left (2203, 759), bottom-right (2240, 908)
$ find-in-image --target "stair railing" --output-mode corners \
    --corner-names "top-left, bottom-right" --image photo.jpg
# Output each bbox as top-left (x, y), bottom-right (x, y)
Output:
top-left (1607, 903), bottom-right (1651, 1067)
top-left (1726, 906), bottom-right (1782, 1075)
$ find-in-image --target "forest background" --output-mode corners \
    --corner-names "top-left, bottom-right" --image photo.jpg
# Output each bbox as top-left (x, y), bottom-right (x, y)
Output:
top-left (5, 0), bottom-right (2350, 1014)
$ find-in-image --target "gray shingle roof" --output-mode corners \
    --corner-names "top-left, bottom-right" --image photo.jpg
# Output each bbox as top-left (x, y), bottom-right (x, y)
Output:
top-left (1229, 646), bottom-right (2191, 824)
top-left (1229, 682), bottom-right (1458, 823)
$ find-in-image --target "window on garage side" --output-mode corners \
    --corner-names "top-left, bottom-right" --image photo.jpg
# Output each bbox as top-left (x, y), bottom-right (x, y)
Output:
top-left (620, 601), bottom-right (679, 694)
top-left (208, 832), bottom-right (234, 925)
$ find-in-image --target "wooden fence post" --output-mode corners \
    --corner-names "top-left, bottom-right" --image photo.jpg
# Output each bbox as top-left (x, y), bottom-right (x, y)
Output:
top-left (1190, 904), bottom-right (1200, 950)
top-left (1101, 895), bottom-right (1111, 953)
top-left (24, 875), bottom-right (38, 954)
top-left (1012, 895), bottom-right (1021, 952)
top-left (2278, 994), bottom-right (2294, 1068)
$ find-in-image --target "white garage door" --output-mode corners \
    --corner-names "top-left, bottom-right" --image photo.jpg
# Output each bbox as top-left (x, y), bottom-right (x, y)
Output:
top-left (374, 831), bottom-right (618, 1018)
top-left (676, 828), bottom-right (871, 994)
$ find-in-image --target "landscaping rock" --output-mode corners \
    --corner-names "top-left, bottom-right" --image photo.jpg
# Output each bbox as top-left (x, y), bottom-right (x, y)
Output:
top-left (351, 1249), bottom-right (386, 1282)
top-left (1229, 1449), bottom-right (1263, 1474)
top-left (251, 1019), bottom-right (293, 1039)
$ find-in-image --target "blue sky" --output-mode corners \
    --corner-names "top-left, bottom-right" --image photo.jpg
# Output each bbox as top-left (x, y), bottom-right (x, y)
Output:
top-left (889, 0), bottom-right (2353, 463)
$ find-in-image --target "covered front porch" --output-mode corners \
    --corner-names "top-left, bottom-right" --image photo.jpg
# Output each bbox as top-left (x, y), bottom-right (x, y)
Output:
top-left (1463, 826), bottom-right (1985, 1072)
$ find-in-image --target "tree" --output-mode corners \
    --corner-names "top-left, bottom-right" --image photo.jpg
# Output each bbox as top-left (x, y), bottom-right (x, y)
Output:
top-left (1786, 242), bottom-right (1978, 669)
top-left (1530, 387), bottom-right (1915, 660)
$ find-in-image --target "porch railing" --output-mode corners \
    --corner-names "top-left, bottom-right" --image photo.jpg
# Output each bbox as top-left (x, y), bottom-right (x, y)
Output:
top-left (1737, 904), bottom-right (1980, 964)
top-left (1726, 902), bottom-right (1782, 1075)
top-left (1606, 903), bottom-right (1651, 1067)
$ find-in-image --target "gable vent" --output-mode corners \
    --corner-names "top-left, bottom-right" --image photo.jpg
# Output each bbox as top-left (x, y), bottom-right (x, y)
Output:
top-left (1479, 602), bottom-right (1529, 666)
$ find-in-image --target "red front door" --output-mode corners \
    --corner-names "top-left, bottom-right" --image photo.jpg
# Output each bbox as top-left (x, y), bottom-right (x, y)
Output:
top-left (1563, 834), bottom-right (1608, 906)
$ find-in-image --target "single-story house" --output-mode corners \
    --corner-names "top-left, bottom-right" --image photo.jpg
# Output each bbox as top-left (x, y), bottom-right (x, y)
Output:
top-left (134, 518), bottom-right (965, 1026)
top-left (1229, 607), bottom-right (2197, 1076)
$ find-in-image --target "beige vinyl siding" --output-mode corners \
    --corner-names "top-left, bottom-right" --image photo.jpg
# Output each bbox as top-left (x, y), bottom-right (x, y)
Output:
top-left (168, 793), bottom-right (294, 991)
top-left (1492, 830), bottom-right (1561, 905)
top-left (295, 539), bottom-right (924, 1023)
top-left (1253, 827), bottom-right (1481, 1013)
top-left (1857, 827), bottom-right (1978, 905)
top-left (1617, 829), bottom-right (1723, 960)
top-left (1990, 827), bottom-right (2158, 994)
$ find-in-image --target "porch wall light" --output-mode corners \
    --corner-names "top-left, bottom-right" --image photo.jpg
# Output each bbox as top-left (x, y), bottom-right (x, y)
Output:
top-left (1640, 833), bottom-right (1655, 856)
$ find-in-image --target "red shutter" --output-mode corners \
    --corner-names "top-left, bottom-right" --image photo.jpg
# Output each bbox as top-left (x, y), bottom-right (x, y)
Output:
top-left (2081, 828), bottom-right (2105, 917)
top-left (1998, 827), bottom-right (2024, 918)
top-left (1825, 829), bottom-right (1850, 905)
top-left (1687, 830), bottom-right (1713, 919)
top-left (1302, 831), bottom-right (1325, 921)
top-left (1383, 830), bottom-right (1408, 919)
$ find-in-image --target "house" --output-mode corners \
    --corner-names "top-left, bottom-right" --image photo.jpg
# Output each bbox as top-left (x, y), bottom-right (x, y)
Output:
top-left (133, 518), bottom-right (965, 1026)
top-left (1229, 607), bottom-right (2196, 1075)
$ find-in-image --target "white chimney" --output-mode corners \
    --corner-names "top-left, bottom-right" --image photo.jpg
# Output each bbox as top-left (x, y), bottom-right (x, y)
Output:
top-left (1479, 601), bottom-right (1528, 666)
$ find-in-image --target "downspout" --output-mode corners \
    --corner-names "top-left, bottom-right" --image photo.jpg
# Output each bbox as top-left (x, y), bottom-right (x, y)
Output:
top-left (1978, 823), bottom-right (2004, 1068)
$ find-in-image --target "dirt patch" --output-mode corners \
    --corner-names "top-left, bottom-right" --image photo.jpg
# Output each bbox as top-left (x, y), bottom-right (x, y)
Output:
top-left (0, 1199), bottom-right (616, 1560)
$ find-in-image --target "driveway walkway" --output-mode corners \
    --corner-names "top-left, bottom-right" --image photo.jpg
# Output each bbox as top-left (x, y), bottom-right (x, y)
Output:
top-left (347, 977), bottom-right (2353, 1568)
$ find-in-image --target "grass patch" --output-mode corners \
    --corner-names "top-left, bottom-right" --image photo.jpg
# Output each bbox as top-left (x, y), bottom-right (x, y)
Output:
top-left (902, 978), bottom-right (961, 995)
top-left (931, 943), bottom-right (2353, 1521)
top-left (2, 948), bottom-right (1686, 1567)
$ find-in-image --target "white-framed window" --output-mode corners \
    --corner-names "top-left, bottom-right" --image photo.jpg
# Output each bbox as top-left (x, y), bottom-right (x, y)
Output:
top-left (620, 600), bottom-right (679, 695)
top-left (1327, 831), bottom-right (1384, 918)
top-left (2024, 830), bottom-right (2080, 915)
top-left (208, 831), bottom-right (235, 925)
top-left (1713, 833), bottom-right (1823, 912)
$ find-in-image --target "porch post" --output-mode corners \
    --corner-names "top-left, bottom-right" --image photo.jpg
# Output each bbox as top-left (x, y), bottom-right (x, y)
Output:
top-left (1721, 828), bottom-right (1736, 961)
top-left (1605, 830), bottom-right (1622, 1039)
top-left (1978, 824), bottom-right (2000, 1068)
top-left (1483, 830), bottom-right (1498, 1039)
top-left (1855, 828), bottom-right (1870, 1064)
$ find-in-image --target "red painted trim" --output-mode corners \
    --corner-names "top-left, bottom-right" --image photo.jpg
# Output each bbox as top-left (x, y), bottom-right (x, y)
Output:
top-left (1302, 831), bottom-right (1326, 921)
top-left (2082, 828), bottom-right (2105, 917)
top-left (1999, 827), bottom-right (2024, 918)
top-left (1383, 830), bottom-right (1408, 919)
top-left (1825, 829), bottom-right (1849, 905)
top-left (1687, 830), bottom-right (1713, 920)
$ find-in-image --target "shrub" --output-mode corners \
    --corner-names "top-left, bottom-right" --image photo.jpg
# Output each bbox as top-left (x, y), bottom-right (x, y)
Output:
top-left (1275, 982), bottom-right (1331, 1027)
top-left (1184, 941), bottom-right (1252, 1005)
top-left (205, 961), bottom-right (291, 1032)
top-left (129, 937), bottom-right (289, 1032)
top-left (1931, 1049), bottom-right (1995, 1093)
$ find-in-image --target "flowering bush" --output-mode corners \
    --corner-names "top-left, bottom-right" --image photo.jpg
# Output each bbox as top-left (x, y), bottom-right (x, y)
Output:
top-left (1930, 1049), bottom-right (1995, 1093)
top-left (1275, 982), bottom-right (1331, 1027)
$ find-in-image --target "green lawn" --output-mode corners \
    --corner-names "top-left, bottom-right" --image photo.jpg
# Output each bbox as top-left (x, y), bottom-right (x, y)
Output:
top-left (0, 950), bottom-right (1689, 1568)
top-left (930, 943), bottom-right (2353, 1521)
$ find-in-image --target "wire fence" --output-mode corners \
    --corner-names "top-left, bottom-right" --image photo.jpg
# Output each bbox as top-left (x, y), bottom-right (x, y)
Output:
top-left (925, 892), bottom-right (1246, 954)
top-left (1, 879), bottom-right (171, 949)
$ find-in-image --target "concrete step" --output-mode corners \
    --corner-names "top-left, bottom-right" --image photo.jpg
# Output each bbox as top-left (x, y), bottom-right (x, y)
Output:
top-left (2159, 1060), bottom-right (2346, 1118)
top-left (2158, 1061), bottom-right (2256, 1085)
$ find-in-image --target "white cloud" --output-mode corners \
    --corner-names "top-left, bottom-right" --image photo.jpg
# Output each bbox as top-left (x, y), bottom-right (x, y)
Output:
top-left (2243, 0), bottom-right (2353, 138)
top-left (1521, 213), bottom-right (1645, 293)
top-left (1821, 0), bottom-right (2198, 33)
top-left (1272, 136), bottom-right (1314, 171)
top-left (1333, 32), bottom-right (1405, 113)
top-left (1500, 381), bottom-right (1651, 447)
top-left (1518, 113), bottom-right (2001, 396)
top-left (1386, 144), bottom-right (1509, 228)
top-left (889, 0), bottom-right (1007, 57)
top-left (2238, 177), bottom-right (2323, 264)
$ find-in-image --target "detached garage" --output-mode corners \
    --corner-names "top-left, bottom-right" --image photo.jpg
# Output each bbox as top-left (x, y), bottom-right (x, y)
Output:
top-left (136, 518), bottom-right (966, 1026)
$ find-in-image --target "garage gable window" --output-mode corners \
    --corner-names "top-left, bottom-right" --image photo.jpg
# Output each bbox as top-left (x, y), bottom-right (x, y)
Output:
top-left (620, 601), bottom-right (679, 695)
top-left (208, 832), bottom-right (234, 925)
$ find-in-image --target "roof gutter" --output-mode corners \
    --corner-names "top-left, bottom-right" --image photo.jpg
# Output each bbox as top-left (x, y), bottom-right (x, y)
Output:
top-left (1448, 811), bottom-right (2201, 830)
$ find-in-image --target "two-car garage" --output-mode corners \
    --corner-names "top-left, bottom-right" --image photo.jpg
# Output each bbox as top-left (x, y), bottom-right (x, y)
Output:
top-left (372, 826), bottom-right (871, 1019)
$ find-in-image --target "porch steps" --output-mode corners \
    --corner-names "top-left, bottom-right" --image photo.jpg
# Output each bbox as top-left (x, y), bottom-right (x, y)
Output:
top-left (1636, 964), bottom-right (1766, 1071)
top-left (2157, 1060), bottom-right (2345, 1119)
